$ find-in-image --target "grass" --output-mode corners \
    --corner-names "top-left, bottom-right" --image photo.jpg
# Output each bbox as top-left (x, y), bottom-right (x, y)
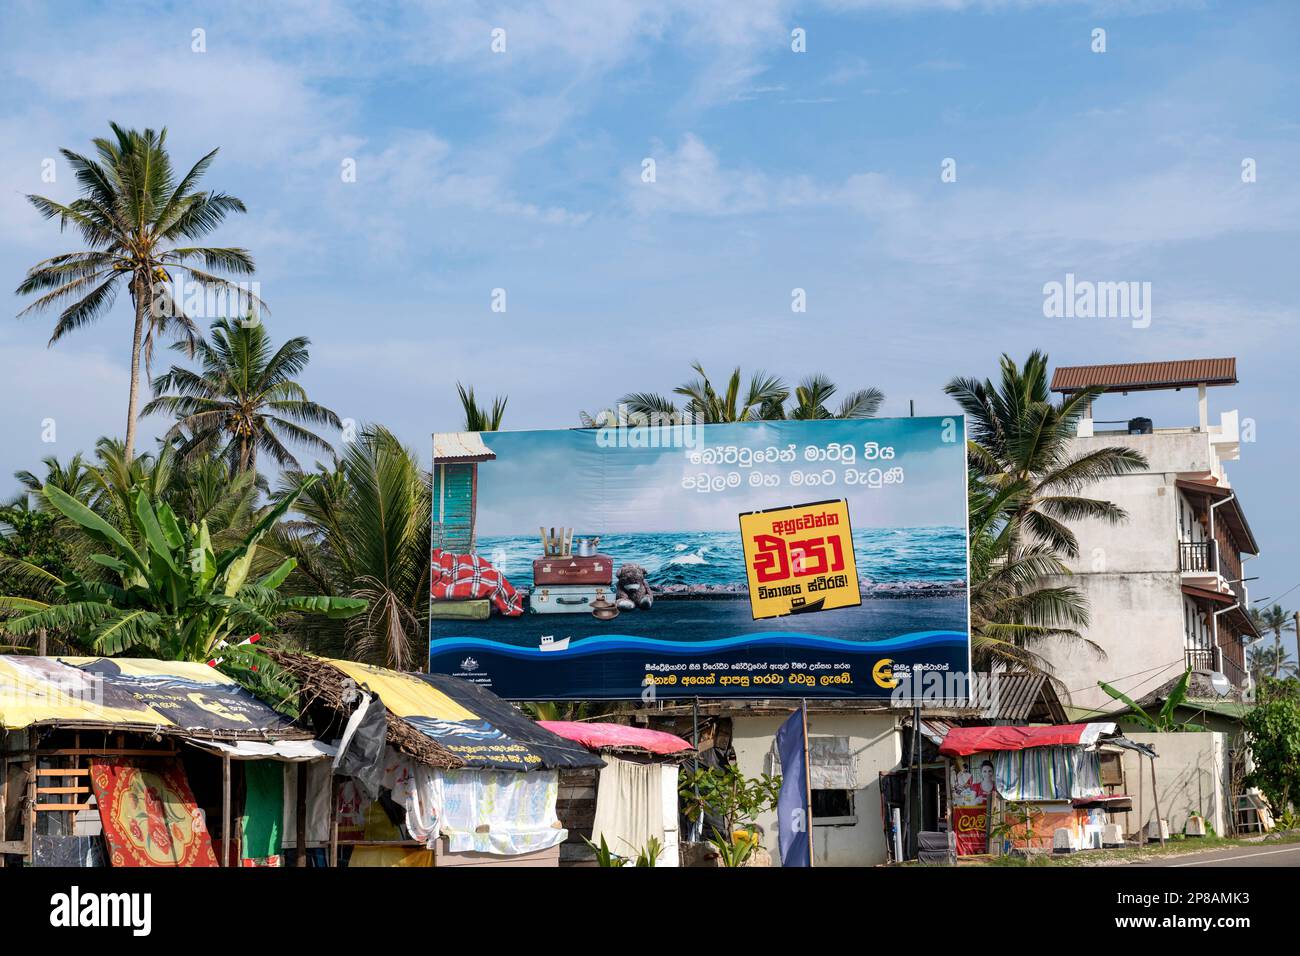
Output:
top-left (970, 831), bottom-right (1300, 867)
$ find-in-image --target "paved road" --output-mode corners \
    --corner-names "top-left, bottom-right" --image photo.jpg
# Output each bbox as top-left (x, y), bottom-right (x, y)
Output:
top-left (1134, 842), bottom-right (1300, 867)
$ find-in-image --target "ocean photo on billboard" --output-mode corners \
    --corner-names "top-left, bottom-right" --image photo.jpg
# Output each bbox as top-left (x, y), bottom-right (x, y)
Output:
top-left (430, 417), bottom-right (970, 699)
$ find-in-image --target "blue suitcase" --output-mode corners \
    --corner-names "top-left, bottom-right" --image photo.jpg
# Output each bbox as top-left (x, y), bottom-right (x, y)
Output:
top-left (528, 584), bottom-right (616, 614)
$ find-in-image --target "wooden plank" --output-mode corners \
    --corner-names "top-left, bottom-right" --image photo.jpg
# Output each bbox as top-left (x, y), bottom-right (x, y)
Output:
top-left (221, 755), bottom-right (231, 868)
top-left (35, 786), bottom-right (89, 795)
top-left (36, 802), bottom-right (92, 812)
top-left (36, 768), bottom-right (89, 777)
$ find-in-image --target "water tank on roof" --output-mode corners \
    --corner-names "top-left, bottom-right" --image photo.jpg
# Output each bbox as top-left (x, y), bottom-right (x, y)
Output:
top-left (1127, 417), bottom-right (1153, 435)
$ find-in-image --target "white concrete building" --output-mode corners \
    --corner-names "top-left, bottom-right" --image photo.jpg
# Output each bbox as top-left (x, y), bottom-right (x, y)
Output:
top-left (1040, 358), bottom-right (1260, 717)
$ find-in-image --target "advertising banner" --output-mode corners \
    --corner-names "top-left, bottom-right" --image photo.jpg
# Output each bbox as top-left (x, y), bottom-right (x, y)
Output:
top-left (952, 805), bottom-right (989, 856)
top-left (428, 417), bottom-right (970, 699)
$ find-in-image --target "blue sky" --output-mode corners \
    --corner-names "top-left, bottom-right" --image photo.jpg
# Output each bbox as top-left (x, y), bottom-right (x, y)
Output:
top-left (1, 1), bottom-right (1297, 648)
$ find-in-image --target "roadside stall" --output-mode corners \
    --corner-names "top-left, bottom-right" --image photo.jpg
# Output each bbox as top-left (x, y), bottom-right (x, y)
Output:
top-left (937, 722), bottom-right (1136, 856)
top-left (269, 653), bottom-right (603, 867)
top-left (0, 655), bottom-right (330, 868)
top-left (538, 720), bottom-right (693, 866)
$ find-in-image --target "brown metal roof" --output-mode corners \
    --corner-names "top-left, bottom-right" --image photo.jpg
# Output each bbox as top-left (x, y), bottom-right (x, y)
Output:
top-left (1050, 358), bottom-right (1237, 394)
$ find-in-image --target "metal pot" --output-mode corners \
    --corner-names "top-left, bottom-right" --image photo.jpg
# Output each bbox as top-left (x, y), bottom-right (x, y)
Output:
top-left (574, 536), bottom-right (600, 557)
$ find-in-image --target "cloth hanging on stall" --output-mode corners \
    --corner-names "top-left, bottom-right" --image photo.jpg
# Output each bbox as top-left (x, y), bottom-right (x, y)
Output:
top-left (89, 757), bottom-right (218, 867)
top-left (381, 751), bottom-right (443, 846)
top-left (333, 691), bottom-right (389, 801)
top-left (240, 761), bottom-right (283, 867)
top-left (991, 746), bottom-right (1104, 801)
top-left (283, 760), bottom-right (333, 847)
top-left (336, 777), bottom-right (369, 842)
top-left (436, 769), bottom-right (565, 856)
top-left (591, 757), bottom-right (665, 861)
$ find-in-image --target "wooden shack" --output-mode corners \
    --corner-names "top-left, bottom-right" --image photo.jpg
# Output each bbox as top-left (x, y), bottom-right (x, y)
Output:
top-left (432, 432), bottom-right (497, 553)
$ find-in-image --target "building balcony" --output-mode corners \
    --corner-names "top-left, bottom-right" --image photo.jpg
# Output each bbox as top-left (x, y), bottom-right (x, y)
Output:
top-left (1184, 646), bottom-right (1249, 689)
top-left (1179, 540), bottom-right (1218, 574)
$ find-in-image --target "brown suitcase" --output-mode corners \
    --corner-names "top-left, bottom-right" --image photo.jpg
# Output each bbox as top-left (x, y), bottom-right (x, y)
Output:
top-left (532, 554), bottom-right (614, 586)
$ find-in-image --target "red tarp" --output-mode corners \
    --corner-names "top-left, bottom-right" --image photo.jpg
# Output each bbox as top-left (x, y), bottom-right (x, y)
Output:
top-left (937, 722), bottom-right (1114, 756)
top-left (538, 721), bottom-right (692, 755)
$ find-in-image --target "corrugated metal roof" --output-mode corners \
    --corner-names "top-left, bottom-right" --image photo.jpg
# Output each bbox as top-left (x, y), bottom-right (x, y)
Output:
top-left (1050, 357), bottom-right (1237, 394)
top-left (992, 672), bottom-right (1067, 723)
top-left (433, 431), bottom-right (497, 462)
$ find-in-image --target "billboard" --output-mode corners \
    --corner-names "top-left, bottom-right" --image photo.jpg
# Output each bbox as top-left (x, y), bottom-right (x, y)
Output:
top-left (428, 416), bottom-right (969, 699)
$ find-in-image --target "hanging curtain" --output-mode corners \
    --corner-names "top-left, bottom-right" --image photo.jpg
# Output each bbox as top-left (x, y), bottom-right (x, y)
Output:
top-left (591, 757), bottom-right (665, 862)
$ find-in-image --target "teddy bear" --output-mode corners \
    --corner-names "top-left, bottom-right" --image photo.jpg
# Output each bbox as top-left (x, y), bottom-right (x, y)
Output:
top-left (615, 563), bottom-right (654, 611)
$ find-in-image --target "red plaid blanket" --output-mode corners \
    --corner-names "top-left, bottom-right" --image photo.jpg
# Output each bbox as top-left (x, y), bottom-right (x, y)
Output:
top-left (430, 550), bottom-right (524, 617)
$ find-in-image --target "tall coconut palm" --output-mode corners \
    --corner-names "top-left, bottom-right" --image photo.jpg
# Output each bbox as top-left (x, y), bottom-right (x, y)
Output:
top-left (16, 123), bottom-right (260, 461)
top-left (966, 470), bottom-right (1100, 673)
top-left (1249, 643), bottom-right (1298, 683)
top-left (456, 382), bottom-right (507, 431)
top-left (1250, 604), bottom-right (1297, 679)
top-left (144, 317), bottom-right (339, 473)
top-left (945, 352), bottom-right (1148, 558)
top-left (272, 425), bottom-right (431, 670)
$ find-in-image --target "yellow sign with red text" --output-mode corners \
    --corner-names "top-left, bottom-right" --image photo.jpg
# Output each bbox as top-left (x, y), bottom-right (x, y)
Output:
top-left (738, 498), bottom-right (861, 621)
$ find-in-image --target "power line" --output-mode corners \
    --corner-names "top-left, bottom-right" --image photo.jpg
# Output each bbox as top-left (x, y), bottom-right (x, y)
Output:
top-left (1063, 656), bottom-right (1185, 696)
top-left (1255, 579), bottom-right (1300, 606)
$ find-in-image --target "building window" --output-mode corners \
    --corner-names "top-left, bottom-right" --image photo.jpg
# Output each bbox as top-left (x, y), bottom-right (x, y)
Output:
top-left (767, 734), bottom-right (857, 825)
top-left (811, 788), bottom-right (855, 822)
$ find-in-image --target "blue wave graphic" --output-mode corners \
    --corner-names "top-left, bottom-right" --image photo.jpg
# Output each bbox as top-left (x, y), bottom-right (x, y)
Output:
top-left (430, 629), bottom-right (966, 660)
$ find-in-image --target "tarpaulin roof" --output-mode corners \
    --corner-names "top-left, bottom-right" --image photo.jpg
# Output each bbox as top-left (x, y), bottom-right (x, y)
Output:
top-left (538, 720), bottom-right (693, 755)
top-left (937, 722), bottom-right (1116, 756)
top-left (320, 657), bottom-right (602, 772)
top-left (0, 656), bottom-right (307, 740)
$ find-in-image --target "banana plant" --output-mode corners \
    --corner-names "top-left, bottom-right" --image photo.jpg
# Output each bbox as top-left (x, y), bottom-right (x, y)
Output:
top-left (0, 476), bottom-right (366, 667)
top-left (1098, 667), bottom-right (1206, 733)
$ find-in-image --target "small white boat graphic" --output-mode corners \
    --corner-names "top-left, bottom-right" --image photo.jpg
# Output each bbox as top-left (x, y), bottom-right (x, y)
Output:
top-left (538, 635), bottom-right (570, 653)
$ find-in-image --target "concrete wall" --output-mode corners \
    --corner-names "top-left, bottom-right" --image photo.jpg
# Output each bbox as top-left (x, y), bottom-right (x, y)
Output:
top-left (1040, 430), bottom-right (1222, 715)
top-left (1039, 571), bottom-right (1188, 715)
top-left (1118, 732), bottom-right (1231, 838)
top-left (730, 712), bottom-right (899, 867)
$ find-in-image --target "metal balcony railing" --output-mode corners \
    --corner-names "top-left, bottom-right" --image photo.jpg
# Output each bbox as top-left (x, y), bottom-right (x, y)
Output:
top-left (1179, 540), bottom-right (1218, 574)
top-left (1220, 653), bottom-right (1249, 689)
top-left (1184, 646), bottom-right (1249, 688)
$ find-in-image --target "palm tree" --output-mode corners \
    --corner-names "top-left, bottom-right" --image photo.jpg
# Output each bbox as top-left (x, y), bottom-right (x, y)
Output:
top-left (12, 438), bottom-right (265, 580)
top-left (785, 374), bottom-right (884, 420)
top-left (616, 363), bottom-right (885, 426)
top-left (1248, 644), bottom-right (1298, 683)
top-left (622, 362), bottom-right (789, 424)
top-left (15, 452), bottom-right (95, 503)
top-left (272, 426), bottom-right (431, 670)
top-left (16, 123), bottom-right (259, 461)
top-left (0, 480), bottom-right (364, 700)
top-left (966, 470), bottom-right (1100, 673)
top-left (144, 316), bottom-right (339, 473)
top-left (1250, 604), bottom-right (1297, 679)
top-left (945, 352), bottom-right (1148, 558)
top-left (456, 382), bottom-right (507, 431)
